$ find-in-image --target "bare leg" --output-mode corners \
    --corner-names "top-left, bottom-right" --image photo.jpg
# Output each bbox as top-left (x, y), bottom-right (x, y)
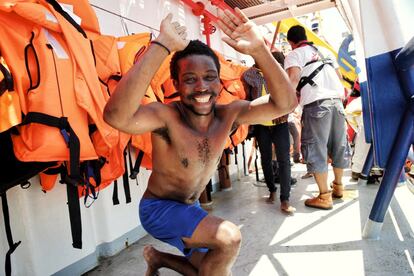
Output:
top-left (280, 200), bottom-right (296, 214)
top-left (332, 167), bottom-right (344, 185)
top-left (143, 245), bottom-right (197, 276)
top-left (313, 172), bottom-right (329, 193)
top-left (266, 191), bottom-right (276, 203)
top-left (183, 215), bottom-right (241, 276)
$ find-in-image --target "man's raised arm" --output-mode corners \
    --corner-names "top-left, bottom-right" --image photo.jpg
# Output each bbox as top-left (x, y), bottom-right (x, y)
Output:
top-left (217, 8), bottom-right (297, 125)
top-left (104, 14), bottom-right (189, 134)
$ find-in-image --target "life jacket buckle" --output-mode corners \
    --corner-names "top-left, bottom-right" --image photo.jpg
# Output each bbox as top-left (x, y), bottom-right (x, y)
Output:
top-left (58, 117), bottom-right (70, 145)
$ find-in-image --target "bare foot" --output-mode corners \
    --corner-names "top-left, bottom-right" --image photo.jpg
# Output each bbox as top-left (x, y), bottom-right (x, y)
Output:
top-left (301, 172), bottom-right (313, 179)
top-left (143, 245), bottom-right (161, 276)
top-left (280, 200), bottom-right (296, 215)
top-left (266, 192), bottom-right (276, 204)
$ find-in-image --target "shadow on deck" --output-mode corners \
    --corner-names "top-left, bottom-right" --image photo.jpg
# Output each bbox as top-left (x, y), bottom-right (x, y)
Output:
top-left (85, 164), bottom-right (414, 276)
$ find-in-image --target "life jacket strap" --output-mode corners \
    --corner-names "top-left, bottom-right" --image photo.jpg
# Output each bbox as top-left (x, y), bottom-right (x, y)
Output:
top-left (224, 149), bottom-right (231, 166)
top-left (254, 139), bottom-right (259, 182)
top-left (233, 146), bottom-right (238, 165)
top-left (0, 62), bottom-right (14, 96)
top-left (22, 112), bottom-right (81, 184)
top-left (130, 150), bottom-right (144, 180)
top-left (112, 180), bottom-right (120, 205)
top-left (241, 141), bottom-right (247, 176)
top-left (1, 193), bottom-right (21, 276)
top-left (45, 0), bottom-right (87, 38)
top-left (65, 180), bottom-right (82, 249)
top-left (122, 149), bottom-right (131, 203)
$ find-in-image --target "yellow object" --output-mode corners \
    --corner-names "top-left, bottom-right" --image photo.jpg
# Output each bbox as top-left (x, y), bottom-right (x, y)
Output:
top-left (259, 73), bottom-right (275, 126)
top-left (274, 17), bottom-right (358, 89)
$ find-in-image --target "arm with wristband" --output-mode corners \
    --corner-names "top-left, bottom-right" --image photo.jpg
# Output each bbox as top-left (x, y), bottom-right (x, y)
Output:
top-left (104, 14), bottom-right (189, 134)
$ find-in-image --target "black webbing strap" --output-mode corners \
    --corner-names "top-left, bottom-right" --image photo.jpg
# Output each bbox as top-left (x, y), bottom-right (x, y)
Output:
top-left (0, 62), bottom-right (13, 96)
top-left (242, 141), bottom-right (247, 176)
top-left (296, 62), bottom-right (327, 91)
top-left (233, 146), bottom-right (238, 165)
top-left (296, 42), bottom-right (334, 93)
top-left (21, 112), bottom-right (82, 249)
top-left (130, 150), bottom-right (144, 180)
top-left (45, 0), bottom-right (87, 38)
top-left (122, 149), bottom-right (131, 203)
top-left (43, 164), bottom-right (65, 175)
top-left (225, 149), bottom-right (231, 166)
top-left (112, 180), bottom-right (120, 205)
top-left (82, 161), bottom-right (99, 208)
top-left (22, 112), bottom-right (81, 185)
top-left (65, 180), bottom-right (82, 249)
top-left (127, 144), bottom-right (133, 177)
top-left (1, 193), bottom-right (21, 276)
top-left (254, 139), bottom-right (259, 182)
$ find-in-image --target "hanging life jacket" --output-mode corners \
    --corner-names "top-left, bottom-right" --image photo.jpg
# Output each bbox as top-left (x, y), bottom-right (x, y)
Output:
top-left (0, 57), bottom-right (21, 133)
top-left (116, 33), bottom-right (164, 171)
top-left (0, 0), bottom-right (120, 255)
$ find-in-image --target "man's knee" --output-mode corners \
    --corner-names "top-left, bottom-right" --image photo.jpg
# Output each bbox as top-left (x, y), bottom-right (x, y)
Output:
top-left (215, 221), bottom-right (242, 250)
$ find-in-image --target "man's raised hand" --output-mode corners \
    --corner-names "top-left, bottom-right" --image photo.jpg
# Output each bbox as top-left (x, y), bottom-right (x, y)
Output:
top-left (217, 8), bottom-right (265, 56)
top-left (157, 13), bottom-right (189, 53)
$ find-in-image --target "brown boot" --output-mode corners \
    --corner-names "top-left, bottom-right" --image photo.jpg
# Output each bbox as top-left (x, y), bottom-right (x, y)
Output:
top-left (332, 182), bottom-right (344, 198)
top-left (304, 192), bottom-right (333, 210)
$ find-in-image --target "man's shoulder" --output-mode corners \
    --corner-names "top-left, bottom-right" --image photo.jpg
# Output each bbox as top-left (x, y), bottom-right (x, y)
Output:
top-left (216, 100), bottom-right (247, 115)
top-left (146, 101), bottom-right (180, 121)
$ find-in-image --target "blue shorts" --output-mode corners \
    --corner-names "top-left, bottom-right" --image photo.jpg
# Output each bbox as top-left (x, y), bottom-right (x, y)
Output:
top-left (139, 198), bottom-right (209, 258)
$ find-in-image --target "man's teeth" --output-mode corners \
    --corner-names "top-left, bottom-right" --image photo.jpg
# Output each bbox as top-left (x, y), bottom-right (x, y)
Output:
top-left (194, 95), bottom-right (210, 103)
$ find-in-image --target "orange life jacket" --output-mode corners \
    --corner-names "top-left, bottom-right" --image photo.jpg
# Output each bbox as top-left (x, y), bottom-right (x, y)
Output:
top-left (0, 57), bottom-right (21, 133)
top-left (116, 33), bottom-right (167, 170)
top-left (55, 0), bottom-right (101, 34)
top-left (0, 1), bottom-right (118, 171)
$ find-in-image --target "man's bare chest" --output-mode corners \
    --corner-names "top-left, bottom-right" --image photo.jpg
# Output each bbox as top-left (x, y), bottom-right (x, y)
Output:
top-left (153, 123), bottom-right (231, 169)
top-left (175, 135), bottom-right (224, 168)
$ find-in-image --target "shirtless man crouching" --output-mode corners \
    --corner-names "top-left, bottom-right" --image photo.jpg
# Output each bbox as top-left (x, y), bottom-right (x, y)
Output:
top-left (104, 8), bottom-right (297, 276)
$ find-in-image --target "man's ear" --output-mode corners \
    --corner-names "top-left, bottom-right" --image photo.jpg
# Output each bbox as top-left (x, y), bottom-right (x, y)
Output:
top-left (173, 79), bottom-right (178, 90)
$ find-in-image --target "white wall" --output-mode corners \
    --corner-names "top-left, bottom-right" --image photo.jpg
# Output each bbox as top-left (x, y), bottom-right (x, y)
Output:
top-left (0, 1), bottom-right (246, 275)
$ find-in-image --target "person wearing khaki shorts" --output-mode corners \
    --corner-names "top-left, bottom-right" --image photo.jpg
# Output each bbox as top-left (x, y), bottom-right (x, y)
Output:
top-left (285, 25), bottom-right (350, 209)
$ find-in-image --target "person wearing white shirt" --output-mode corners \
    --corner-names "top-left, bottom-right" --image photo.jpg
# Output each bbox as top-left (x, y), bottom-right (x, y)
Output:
top-left (284, 25), bottom-right (350, 210)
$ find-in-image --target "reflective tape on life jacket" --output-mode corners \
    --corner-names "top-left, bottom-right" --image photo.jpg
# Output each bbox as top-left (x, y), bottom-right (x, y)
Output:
top-left (52, 0), bottom-right (101, 34)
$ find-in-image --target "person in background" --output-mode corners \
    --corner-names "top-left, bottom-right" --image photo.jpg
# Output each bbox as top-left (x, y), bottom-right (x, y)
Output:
top-left (288, 105), bottom-right (302, 163)
top-left (344, 96), bottom-right (370, 181)
top-left (284, 25), bottom-right (349, 210)
top-left (242, 51), bottom-right (297, 215)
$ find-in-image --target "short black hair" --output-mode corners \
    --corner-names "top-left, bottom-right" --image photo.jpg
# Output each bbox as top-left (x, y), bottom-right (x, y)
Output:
top-left (271, 51), bottom-right (285, 66)
top-left (287, 25), bottom-right (307, 44)
top-left (170, 40), bottom-right (220, 81)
